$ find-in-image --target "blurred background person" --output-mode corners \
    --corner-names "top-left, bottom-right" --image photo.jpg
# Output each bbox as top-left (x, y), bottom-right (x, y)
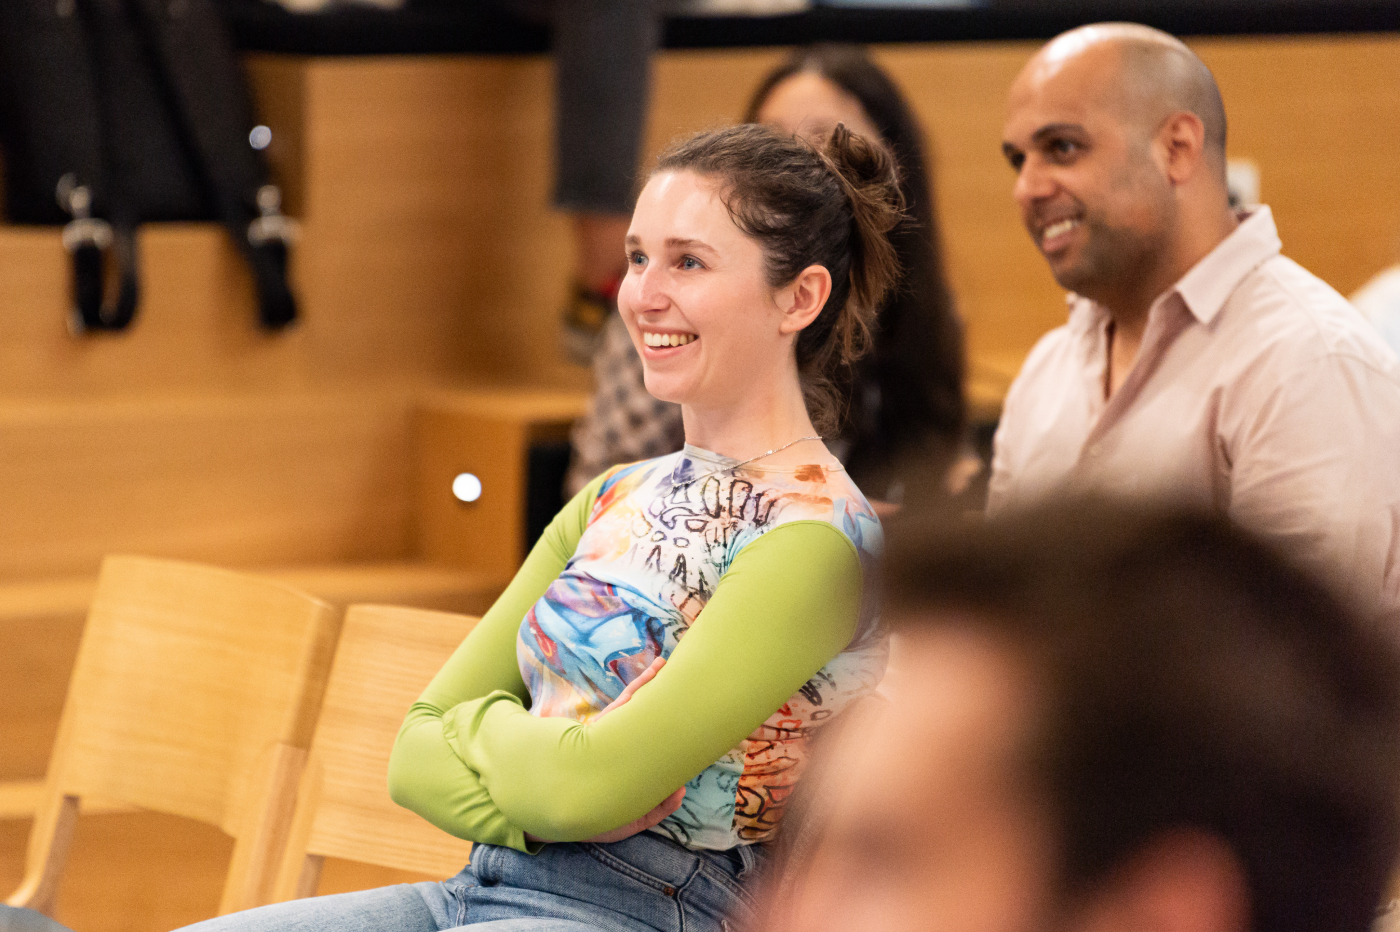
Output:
top-left (568, 44), bottom-right (967, 510)
top-left (757, 494), bottom-right (1400, 932)
top-left (1351, 260), bottom-right (1400, 358)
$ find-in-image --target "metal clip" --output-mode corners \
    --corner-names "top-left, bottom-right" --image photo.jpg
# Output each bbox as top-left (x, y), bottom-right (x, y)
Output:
top-left (247, 184), bottom-right (300, 247)
top-left (57, 173), bottom-right (114, 252)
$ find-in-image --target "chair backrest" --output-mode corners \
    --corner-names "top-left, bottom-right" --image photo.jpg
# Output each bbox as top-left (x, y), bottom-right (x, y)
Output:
top-left (7, 555), bottom-right (341, 917)
top-left (275, 604), bottom-right (478, 900)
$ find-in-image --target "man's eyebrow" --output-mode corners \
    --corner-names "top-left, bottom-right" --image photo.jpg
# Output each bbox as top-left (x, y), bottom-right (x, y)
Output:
top-left (1030, 122), bottom-right (1087, 144)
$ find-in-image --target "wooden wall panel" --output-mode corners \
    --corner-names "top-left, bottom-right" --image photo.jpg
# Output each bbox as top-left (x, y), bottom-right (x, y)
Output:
top-left (413, 388), bottom-right (587, 579)
top-left (1194, 34), bottom-right (1400, 296)
top-left (0, 393), bottom-right (413, 580)
top-left (260, 55), bottom-right (585, 393)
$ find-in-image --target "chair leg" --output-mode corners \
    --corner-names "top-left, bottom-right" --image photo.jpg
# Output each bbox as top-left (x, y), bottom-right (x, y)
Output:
top-left (5, 794), bottom-right (79, 916)
top-left (294, 855), bottom-right (325, 902)
top-left (272, 755), bottom-right (324, 904)
top-left (220, 744), bottom-right (308, 915)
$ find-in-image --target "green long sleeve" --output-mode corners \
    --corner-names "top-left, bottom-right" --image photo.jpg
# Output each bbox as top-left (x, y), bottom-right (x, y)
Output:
top-left (387, 472), bottom-right (607, 851)
top-left (439, 520), bottom-right (864, 843)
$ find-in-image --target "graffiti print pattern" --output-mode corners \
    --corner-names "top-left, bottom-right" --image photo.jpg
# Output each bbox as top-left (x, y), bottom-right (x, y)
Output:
top-left (516, 445), bottom-right (886, 849)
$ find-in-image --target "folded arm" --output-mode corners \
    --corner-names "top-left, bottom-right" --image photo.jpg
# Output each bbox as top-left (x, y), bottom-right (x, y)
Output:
top-left (387, 472), bottom-right (606, 851)
top-left (440, 520), bottom-right (865, 843)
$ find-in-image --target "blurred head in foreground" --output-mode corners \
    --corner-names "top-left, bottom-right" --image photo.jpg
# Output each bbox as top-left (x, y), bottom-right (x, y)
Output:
top-left (762, 497), bottom-right (1400, 932)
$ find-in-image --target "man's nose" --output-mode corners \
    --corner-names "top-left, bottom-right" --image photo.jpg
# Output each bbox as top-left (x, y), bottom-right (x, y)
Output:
top-left (1013, 156), bottom-right (1055, 207)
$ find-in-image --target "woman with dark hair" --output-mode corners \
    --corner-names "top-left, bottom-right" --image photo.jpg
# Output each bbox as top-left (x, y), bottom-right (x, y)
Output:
top-left (174, 122), bottom-right (900, 932)
top-left (747, 45), bottom-right (966, 503)
top-left (568, 44), bottom-right (967, 507)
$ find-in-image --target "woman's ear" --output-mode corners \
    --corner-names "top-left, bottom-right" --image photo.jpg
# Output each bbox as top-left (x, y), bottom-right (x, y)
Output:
top-left (778, 264), bottom-right (833, 335)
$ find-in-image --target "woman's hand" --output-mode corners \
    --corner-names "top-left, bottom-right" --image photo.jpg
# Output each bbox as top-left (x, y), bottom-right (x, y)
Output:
top-left (525, 656), bottom-right (685, 846)
top-left (596, 655), bottom-right (666, 719)
top-left (574, 784), bottom-right (686, 844)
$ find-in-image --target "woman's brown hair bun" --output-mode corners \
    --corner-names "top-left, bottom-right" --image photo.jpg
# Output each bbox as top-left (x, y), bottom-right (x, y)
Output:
top-left (653, 122), bottom-right (905, 433)
top-left (811, 121), bottom-right (904, 375)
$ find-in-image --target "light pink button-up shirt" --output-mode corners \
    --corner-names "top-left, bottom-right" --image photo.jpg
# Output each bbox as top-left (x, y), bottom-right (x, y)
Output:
top-left (989, 207), bottom-right (1400, 622)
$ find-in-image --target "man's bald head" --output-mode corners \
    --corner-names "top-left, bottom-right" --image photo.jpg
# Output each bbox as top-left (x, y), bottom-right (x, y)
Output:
top-left (1002, 24), bottom-right (1239, 315)
top-left (1029, 23), bottom-right (1227, 171)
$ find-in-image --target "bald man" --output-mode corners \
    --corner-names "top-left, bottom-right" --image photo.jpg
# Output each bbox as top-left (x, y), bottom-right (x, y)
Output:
top-left (990, 23), bottom-right (1400, 624)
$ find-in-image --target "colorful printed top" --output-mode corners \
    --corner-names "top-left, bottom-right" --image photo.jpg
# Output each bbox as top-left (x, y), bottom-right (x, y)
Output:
top-left (389, 445), bottom-right (887, 852)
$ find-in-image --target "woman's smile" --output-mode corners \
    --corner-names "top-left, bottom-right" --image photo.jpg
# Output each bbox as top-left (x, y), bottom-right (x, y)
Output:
top-left (641, 329), bottom-right (699, 350)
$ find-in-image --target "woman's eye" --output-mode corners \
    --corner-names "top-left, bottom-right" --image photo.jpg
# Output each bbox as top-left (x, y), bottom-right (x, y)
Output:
top-left (680, 256), bottom-right (703, 270)
top-left (628, 251), bottom-right (647, 267)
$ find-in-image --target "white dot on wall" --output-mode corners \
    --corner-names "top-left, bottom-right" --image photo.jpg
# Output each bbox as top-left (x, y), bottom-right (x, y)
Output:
top-left (452, 473), bottom-right (483, 503)
top-left (249, 125), bottom-right (273, 150)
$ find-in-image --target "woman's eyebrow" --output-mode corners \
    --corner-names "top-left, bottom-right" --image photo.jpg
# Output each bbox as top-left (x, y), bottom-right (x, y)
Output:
top-left (666, 237), bottom-right (715, 254)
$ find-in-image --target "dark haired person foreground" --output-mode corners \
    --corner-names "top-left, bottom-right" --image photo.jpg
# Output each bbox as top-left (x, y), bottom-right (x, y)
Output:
top-left (569, 44), bottom-right (966, 506)
top-left (992, 23), bottom-right (1400, 622)
top-left (760, 496), bottom-right (1400, 932)
top-left (171, 123), bottom-right (899, 932)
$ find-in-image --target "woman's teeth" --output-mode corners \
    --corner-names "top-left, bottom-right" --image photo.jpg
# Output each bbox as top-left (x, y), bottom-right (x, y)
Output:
top-left (643, 332), bottom-right (697, 348)
top-left (1042, 218), bottom-right (1080, 242)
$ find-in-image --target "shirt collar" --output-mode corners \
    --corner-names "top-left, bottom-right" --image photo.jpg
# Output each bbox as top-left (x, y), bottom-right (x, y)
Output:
top-left (1173, 205), bottom-right (1282, 325)
top-left (1065, 206), bottom-right (1282, 330)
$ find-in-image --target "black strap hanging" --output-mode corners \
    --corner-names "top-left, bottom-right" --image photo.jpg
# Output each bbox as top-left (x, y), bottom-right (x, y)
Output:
top-left (0, 0), bottom-right (299, 333)
top-left (127, 0), bottom-right (299, 329)
top-left (59, 174), bottom-right (140, 332)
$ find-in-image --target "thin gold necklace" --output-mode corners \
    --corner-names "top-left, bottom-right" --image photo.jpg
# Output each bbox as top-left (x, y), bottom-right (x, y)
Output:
top-left (668, 436), bottom-right (823, 492)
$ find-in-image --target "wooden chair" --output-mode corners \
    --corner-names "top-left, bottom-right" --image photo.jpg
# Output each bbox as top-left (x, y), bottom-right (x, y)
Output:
top-left (274, 604), bottom-right (478, 900)
top-left (6, 555), bottom-right (342, 917)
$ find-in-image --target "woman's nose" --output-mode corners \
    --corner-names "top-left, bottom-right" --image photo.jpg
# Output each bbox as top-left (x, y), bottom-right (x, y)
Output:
top-left (633, 266), bottom-right (670, 312)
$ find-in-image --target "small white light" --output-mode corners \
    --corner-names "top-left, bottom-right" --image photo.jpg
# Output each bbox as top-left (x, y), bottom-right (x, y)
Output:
top-left (249, 125), bottom-right (273, 150)
top-left (452, 473), bottom-right (482, 503)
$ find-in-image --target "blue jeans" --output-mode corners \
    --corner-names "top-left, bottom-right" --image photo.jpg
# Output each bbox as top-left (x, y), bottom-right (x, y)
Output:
top-left (178, 834), bottom-right (764, 932)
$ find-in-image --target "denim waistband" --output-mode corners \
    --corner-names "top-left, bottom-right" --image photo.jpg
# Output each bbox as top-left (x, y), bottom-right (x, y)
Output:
top-left (588, 830), bottom-right (767, 888)
top-left (469, 831), bottom-right (767, 890)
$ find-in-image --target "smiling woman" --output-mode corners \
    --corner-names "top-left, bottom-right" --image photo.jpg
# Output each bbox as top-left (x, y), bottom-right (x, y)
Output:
top-left (168, 123), bottom-right (905, 932)
top-left (630, 123), bottom-right (902, 446)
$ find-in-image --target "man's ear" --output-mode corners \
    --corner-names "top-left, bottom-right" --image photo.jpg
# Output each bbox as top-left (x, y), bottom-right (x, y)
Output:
top-left (777, 264), bottom-right (833, 335)
top-left (1074, 830), bottom-right (1251, 932)
top-left (1158, 111), bottom-right (1207, 186)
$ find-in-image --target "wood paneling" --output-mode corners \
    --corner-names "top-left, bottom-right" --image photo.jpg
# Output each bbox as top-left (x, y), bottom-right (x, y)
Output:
top-left (413, 388), bottom-right (588, 579)
top-left (0, 815), bottom-right (429, 932)
top-left (0, 393), bottom-right (413, 580)
top-left (248, 54), bottom-right (588, 394)
top-left (1193, 34), bottom-right (1400, 296)
top-left (0, 813), bottom-right (232, 932)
